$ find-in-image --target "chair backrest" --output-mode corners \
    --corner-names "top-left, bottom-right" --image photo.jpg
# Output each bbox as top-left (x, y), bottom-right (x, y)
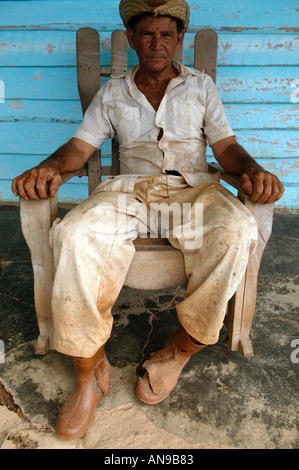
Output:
top-left (76, 28), bottom-right (218, 194)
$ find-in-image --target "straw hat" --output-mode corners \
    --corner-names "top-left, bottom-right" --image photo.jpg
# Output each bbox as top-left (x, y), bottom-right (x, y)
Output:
top-left (119, 0), bottom-right (190, 30)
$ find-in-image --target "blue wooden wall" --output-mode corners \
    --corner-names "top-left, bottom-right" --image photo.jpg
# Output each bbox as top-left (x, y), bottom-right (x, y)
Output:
top-left (0, 0), bottom-right (298, 208)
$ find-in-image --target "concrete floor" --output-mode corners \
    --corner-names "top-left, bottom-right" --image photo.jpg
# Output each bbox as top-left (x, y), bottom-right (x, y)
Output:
top-left (0, 204), bottom-right (298, 450)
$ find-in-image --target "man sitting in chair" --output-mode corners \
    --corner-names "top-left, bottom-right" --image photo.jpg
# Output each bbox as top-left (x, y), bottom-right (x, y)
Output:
top-left (11, 0), bottom-right (284, 440)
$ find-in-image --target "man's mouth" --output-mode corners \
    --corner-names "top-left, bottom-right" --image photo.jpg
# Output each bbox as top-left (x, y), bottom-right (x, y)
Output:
top-left (146, 56), bottom-right (166, 59)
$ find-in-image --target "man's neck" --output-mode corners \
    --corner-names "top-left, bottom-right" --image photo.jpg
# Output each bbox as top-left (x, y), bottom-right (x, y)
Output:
top-left (135, 63), bottom-right (179, 87)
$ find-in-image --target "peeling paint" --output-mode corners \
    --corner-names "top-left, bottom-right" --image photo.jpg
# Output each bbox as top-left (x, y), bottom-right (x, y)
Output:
top-left (31, 73), bottom-right (43, 81)
top-left (9, 100), bottom-right (26, 110)
top-left (46, 43), bottom-right (56, 54)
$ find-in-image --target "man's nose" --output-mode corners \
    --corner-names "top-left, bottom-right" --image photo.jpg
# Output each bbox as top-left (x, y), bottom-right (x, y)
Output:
top-left (151, 35), bottom-right (163, 49)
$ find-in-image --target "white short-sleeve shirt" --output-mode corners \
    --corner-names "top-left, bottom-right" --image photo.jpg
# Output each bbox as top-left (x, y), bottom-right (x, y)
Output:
top-left (74, 62), bottom-right (235, 191)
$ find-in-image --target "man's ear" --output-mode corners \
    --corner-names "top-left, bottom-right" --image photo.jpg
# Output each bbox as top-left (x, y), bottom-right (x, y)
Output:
top-left (126, 27), bottom-right (136, 51)
top-left (175, 30), bottom-right (185, 53)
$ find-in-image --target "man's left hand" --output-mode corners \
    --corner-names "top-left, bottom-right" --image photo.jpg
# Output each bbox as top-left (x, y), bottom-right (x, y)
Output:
top-left (240, 168), bottom-right (285, 204)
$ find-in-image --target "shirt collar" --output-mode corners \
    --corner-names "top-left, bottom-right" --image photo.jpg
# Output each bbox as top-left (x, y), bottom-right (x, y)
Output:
top-left (123, 61), bottom-right (197, 85)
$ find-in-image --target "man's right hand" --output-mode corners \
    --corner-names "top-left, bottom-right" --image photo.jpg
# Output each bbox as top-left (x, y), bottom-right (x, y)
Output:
top-left (11, 165), bottom-right (62, 201)
top-left (12, 138), bottom-right (96, 201)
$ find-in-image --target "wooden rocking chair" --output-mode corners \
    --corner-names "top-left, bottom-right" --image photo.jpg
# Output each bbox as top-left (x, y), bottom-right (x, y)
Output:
top-left (19, 28), bottom-right (274, 358)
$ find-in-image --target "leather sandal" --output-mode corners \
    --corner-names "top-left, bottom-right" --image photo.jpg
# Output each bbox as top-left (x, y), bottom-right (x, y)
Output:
top-left (56, 346), bottom-right (111, 440)
top-left (136, 327), bottom-right (207, 405)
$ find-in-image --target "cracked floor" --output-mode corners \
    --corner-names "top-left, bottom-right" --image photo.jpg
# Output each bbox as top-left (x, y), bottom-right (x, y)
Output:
top-left (0, 205), bottom-right (298, 449)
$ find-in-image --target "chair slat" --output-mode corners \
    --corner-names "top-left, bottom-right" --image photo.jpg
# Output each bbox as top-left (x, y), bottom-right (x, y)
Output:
top-left (76, 27), bottom-right (102, 194)
top-left (111, 30), bottom-right (128, 175)
top-left (76, 27), bottom-right (101, 114)
top-left (111, 29), bottom-right (128, 76)
top-left (194, 30), bottom-right (218, 83)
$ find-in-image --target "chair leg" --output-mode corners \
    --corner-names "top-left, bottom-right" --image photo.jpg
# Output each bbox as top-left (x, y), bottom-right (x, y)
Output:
top-left (20, 196), bottom-right (57, 354)
top-left (226, 197), bottom-right (274, 357)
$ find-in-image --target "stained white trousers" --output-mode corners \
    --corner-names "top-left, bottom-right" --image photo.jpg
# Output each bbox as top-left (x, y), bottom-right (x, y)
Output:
top-left (49, 175), bottom-right (258, 358)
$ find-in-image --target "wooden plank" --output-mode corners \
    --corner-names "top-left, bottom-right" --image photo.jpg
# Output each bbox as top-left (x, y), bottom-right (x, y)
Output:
top-left (1, 66), bottom-right (79, 100)
top-left (2, 65), bottom-right (297, 102)
top-left (208, 157), bottom-right (299, 184)
top-left (1, 0), bottom-right (298, 33)
top-left (226, 196), bottom-right (274, 356)
top-left (76, 28), bottom-right (100, 115)
top-left (76, 27), bottom-right (102, 193)
top-left (124, 250), bottom-right (188, 290)
top-left (111, 29), bottom-right (127, 76)
top-left (0, 30), bottom-right (138, 68)
top-left (3, 154), bottom-right (297, 184)
top-left (1, 121), bottom-right (298, 159)
top-left (1, 101), bottom-right (298, 131)
top-left (2, 179), bottom-right (297, 209)
top-left (110, 29), bottom-right (127, 176)
top-left (218, 66), bottom-right (299, 103)
top-left (19, 195), bottom-right (58, 353)
top-left (194, 30), bottom-right (218, 83)
top-left (223, 104), bottom-right (299, 130)
top-left (0, 180), bottom-right (299, 209)
top-left (0, 99), bottom-right (83, 122)
top-left (2, 31), bottom-right (298, 68)
top-left (0, 121), bottom-right (77, 154)
top-left (216, 33), bottom-right (299, 66)
top-left (183, 33), bottom-right (299, 67)
top-left (0, 30), bottom-right (77, 67)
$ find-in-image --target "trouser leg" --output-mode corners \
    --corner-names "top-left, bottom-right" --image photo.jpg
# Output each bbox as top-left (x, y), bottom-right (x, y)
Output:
top-left (165, 182), bottom-right (258, 345)
top-left (49, 190), bottom-right (147, 358)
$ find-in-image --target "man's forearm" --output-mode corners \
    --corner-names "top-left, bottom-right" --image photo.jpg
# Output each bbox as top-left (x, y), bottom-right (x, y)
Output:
top-left (38, 139), bottom-right (90, 174)
top-left (217, 142), bottom-right (264, 176)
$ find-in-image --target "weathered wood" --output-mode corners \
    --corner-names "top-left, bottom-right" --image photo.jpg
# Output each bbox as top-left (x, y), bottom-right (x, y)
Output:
top-left (19, 196), bottom-right (58, 354)
top-left (111, 30), bottom-right (127, 175)
top-left (3, 122), bottom-right (298, 162)
top-left (111, 29), bottom-right (127, 76)
top-left (2, 31), bottom-right (298, 67)
top-left (194, 30), bottom-right (218, 83)
top-left (76, 27), bottom-right (102, 194)
top-left (4, 0), bottom-right (297, 33)
top-left (226, 197), bottom-right (274, 356)
top-left (3, 65), bottom-right (297, 102)
top-left (4, 154), bottom-right (297, 185)
top-left (125, 249), bottom-right (188, 290)
top-left (126, 238), bottom-right (188, 289)
top-left (76, 27), bottom-right (100, 115)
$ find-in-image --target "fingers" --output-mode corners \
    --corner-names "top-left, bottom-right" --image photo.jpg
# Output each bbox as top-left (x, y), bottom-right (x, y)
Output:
top-left (240, 173), bottom-right (253, 196)
top-left (48, 173), bottom-right (62, 198)
top-left (12, 170), bottom-right (39, 200)
top-left (241, 169), bottom-right (285, 204)
top-left (11, 167), bottom-right (61, 201)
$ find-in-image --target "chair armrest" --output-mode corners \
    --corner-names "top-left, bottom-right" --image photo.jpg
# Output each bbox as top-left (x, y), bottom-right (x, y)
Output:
top-left (208, 162), bottom-right (245, 194)
top-left (19, 195), bottom-right (58, 354)
top-left (208, 160), bottom-right (274, 242)
top-left (60, 167), bottom-right (88, 185)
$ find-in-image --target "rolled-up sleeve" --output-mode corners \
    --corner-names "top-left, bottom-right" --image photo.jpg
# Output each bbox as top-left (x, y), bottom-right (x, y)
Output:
top-left (74, 85), bottom-right (114, 148)
top-left (203, 75), bottom-right (235, 146)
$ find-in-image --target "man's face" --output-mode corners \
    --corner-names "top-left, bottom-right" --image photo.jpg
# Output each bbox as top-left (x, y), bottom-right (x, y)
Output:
top-left (127, 15), bottom-right (184, 74)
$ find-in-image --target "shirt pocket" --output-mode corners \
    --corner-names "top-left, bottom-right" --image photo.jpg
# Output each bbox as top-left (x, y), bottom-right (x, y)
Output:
top-left (109, 104), bottom-right (140, 146)
top-left (173, 103), bottom-right (202, 140)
